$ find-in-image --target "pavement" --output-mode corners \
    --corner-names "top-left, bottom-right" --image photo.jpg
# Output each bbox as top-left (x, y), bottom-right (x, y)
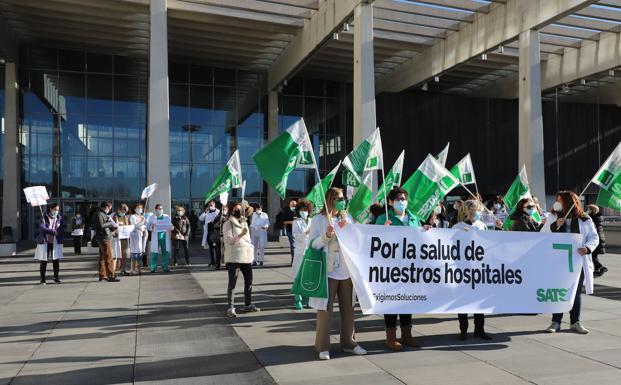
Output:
top-left (1, 241), bottom-right (620, 385)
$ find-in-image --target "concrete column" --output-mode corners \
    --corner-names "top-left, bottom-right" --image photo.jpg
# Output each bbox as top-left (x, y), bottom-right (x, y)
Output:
top-left (2, 62), bottom-right (20, 241)
top-left (353, 3), bottom-right (377, 192)
top-left (147, 0), bottom-right (171, 214)
top-left (518, 29), bottom-right (546, 208)
top-left (266, 90), bottom-right (281, 223)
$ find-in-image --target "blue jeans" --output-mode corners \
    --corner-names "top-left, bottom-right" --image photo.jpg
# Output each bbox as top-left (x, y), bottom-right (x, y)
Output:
top-left (287, 231), bottom-right (295, 263)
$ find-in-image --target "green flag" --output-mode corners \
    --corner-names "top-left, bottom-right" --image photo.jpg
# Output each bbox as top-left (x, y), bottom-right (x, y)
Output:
top-left (342, 128), bottom-right (383, 187)
top-left (348, 172), bottom-right (373, 223)
top-left (204, 150), bottom-right (243, 203)
top-left (592, 141), bottom-right (621, 210)
top-left (253, 118), bottom-right (316, 199)
top-left (376, 150), bottom-right (404, 204)
top-left (436, 142), bottom-right (450, 167)
top-left (306, 162), bottom-right (340, 214)
top-left (402, 154), bottom-right (459, 221)
top-left (502, 166), bottom-right (542, 228)
top-left (450, 153), bottom-right (476, 186)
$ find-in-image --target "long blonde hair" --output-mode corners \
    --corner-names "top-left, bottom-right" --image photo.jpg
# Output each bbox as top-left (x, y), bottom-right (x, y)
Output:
top-left (458, 199), bottom-right (482, 222)
top-left (320, 187), bottom-right (344, 216)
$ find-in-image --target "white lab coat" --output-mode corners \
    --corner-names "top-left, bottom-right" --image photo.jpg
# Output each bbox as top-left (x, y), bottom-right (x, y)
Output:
top-left (34, 244), bottom-right (63, 261)
top-left (147, 214), bottom-right (173, 254)
top-left (250, 212), bottom-right (270, 247)
top-left (129, 214), bottom-right (147, 254)
top-left (307, 213), bottom-right (356, 311)
top-left (200, 209), bottom-right (220, 247)
top-left (452, 220), bottom-right (488, 231)
top-left (291, 217), bottom-right (311, 279)
top-left (541, 213), bottom-right (600, 294)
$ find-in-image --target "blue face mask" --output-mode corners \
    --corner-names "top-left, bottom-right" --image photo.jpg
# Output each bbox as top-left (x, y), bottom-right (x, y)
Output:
top-left (155, 209), bottom-right (163, 216)
top-left (394, 200), bottom-right (408, 214)
top-left (473, 211), bottom-right (482, 221)
top-left (525, 208), bottom-right (535, 217)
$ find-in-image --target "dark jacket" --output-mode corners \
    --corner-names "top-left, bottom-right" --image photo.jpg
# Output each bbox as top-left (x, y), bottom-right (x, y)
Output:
top-left (510, 212), bottom-right (543, 232)
top-left (589, 212), bottom-right (606, 254)
top-left (172, 215), bottom-right (191, 240)
top-left (282, 208), bottom-right (297, 233)
top-left (93, 208), bottom-right (116, 242)
top-left (36, 214), bottom-right (64, 245)
top-left (208, 212), bottom-right (223, 243)
top-left (72, 215), bottom-right (85, 231)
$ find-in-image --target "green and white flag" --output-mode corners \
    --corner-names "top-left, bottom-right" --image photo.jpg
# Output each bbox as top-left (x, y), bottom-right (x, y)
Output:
top-left (592, 141), bottom-right (621, 210)
top-left (204, 150), bottom-right (243, 203)
top-left (306, 162), bottom-right (340, 214)
top-left (502, 166), bottom-right (542, 228)
top-left (253, 118), bottom-right (316, 199)
top-left (342, 128), bottom-right (383, 187)
top-left (376, 150), bottom-right (404, 204)
top-left (436, 142), bottom-right (450, 167)
top-left (348, 172), bottom-right (373, 223)
top-left (402, 154), bottom-right (459, 221)
top-left (450, 153), bottom-right (476, 186)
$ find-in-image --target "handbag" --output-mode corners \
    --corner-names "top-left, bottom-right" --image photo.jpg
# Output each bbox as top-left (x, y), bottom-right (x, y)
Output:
top-left (291, 246), bottom-right (328, 299)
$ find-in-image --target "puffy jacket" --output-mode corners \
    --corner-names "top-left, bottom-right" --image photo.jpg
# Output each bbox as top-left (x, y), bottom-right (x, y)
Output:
top-left (172, 215), bottom-right (191, 240)
top-left (93, 209), bottom-right (116, 242)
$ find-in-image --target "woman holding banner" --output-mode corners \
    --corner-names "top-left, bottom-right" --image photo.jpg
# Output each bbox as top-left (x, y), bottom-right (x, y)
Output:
top-left (308, 187), bottom-right (367, 360)
top-left (510, 198), bottom-right (543, 232)
top-left (35, 203), bottom-right (64, 284)
top-left (542, 191), bottom-right (599, 334)
top-left (112, 204), bottom-right (131, 276)
top-left (452, 200), bottom-right (492, 340)
top-left (374, 187), bottom-right (421, 351)
top-left (147, 204), bottom-right (174, 273)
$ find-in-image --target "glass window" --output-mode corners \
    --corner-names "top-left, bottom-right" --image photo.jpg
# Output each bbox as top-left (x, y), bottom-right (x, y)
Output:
top-left (86, 74), bottom-right (113, 115)
top-left (87, 53), bottom-right (112, 74)
top-left (59, 50), bottom-right (85, 72)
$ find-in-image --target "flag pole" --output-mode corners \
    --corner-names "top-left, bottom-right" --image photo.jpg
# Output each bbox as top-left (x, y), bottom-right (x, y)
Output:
top-left (378, 129), bottom-right (389, 221)
top-left (306, 129), bottom-right (330, 221)
top-left (460, 183), bottom-right (503, 225)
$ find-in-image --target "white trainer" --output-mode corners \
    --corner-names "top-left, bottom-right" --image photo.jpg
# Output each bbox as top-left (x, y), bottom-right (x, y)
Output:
top-left (571, 322), bottom-right (589, 334)
top-left (226, 307), bottom-right (237, 318)
top-left (545, 321), bottom-right (561, 333)
top-left (343, 345), bottom-right (367, 356)
top-left (318, 351), bottom-right (330, 360)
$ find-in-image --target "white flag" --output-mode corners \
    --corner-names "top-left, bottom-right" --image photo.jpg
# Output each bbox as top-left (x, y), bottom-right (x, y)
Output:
top-left (141, 183), bottom-right (158, 199)
top-left (436, 142), bottom-right (450, 167)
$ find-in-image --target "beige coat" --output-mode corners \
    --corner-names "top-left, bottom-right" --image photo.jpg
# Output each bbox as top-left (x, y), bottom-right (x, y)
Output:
top-left (222, 217), bottom-right (254, 264)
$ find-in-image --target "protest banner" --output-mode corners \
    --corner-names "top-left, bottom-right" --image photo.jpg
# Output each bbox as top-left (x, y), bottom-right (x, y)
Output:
top-left (335, 224), bottom-right (584, 314)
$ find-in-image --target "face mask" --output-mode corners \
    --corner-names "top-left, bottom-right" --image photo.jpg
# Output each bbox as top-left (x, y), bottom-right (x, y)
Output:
top-left (177, 211), bottom-right (184, 216)
top-left (453, 203), bottom-right (459, 210)
top-left (299, 210), bottom-right (308, 219)
top-left (290, 206), bottom-right (296, 212)
top-left (434, 206), bottom-right (442, 215)
top-left (233, 209), bottom-right (242, 218)
top-left (117, 212), bottom-right (125, 217)
top-left (104, 208), bottom-right (110, 214)
top-left (473, 211), bottom-right (482, 221)
top-left (335, 200), bottom-right (347, 212)
top-left (524, 208), bottom-right (535, 217)
top-left (208, 206), bottom-right (215, 212)
top-left (76, 214), bottom-right (81, 218)
top-left (135, 208), bottom-right (143, 215)
top-left (222, 209), bottom-right (228, 216)
top-left (256, 209), bottom-right (262, 214)
top-left (553, 201), bottom-right (563, 212)
top-left (494, 203), bottom-right (501, 210)
top-left (394, 200), bottom-right (408, 214)
top-left (51, 211), bottom-right (59, 217)
top-left (155, 209), bottom-right (163, 216)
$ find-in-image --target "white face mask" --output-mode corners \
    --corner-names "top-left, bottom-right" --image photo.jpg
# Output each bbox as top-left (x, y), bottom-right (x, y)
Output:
top-left (135, 208), bottom-right (143, 215)
top-left (553, 201), bottom-right (563, 212)
top-left (256, 209), bottom-right (262, 214)
top-left (299, 210), bottom-right (309, 219)
top-left (434, 206), bottom-right (442, 215)
top-left (494, 203), bottom-right (501, 210)
top-left (453, 203), bottom-right (459, 211)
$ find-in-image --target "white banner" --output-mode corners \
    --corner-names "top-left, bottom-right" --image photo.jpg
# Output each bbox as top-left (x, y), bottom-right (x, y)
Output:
top-left (335, 224), bottom-right (584, 314)
top-left (117, 225), bottom-right (134, 240)
top-left (23, 186), bottom-right (49, 207)
top-left (141, 183), bottom-right (158, 199)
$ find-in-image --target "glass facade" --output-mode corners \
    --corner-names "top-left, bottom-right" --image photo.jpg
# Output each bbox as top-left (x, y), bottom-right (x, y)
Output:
top-left (278, 77), bottom-right (349, 199)
top-left (19, 47), bottom-right (147, 238)
top-left (0, 63), bottom-right (4, 227)
top-left (168, 63), bottom-right (267, 215)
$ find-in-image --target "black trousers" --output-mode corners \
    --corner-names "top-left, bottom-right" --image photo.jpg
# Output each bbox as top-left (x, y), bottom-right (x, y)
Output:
top-left (226, 262), bottom-right (253, 307)
top-left (73, 235), bottom-right (82, 254)
top-left (592, 251), bottom-right (604, 271)
top-left (553, 271), bottom-right (584, 324)
top-left (173, 239), bottom-right (189, 264)
top-left (40, 243), bottom-right (59, 282)
top-left (458, 313), bottom-right (485, 332)
top-left (208, 240), bottom-right (222, 267)
top-left (385, 314), bottom-right (412, 329)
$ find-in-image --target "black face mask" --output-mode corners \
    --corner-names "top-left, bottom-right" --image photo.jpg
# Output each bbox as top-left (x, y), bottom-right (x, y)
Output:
top-left (233, 209), bottom-right (242, 218)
